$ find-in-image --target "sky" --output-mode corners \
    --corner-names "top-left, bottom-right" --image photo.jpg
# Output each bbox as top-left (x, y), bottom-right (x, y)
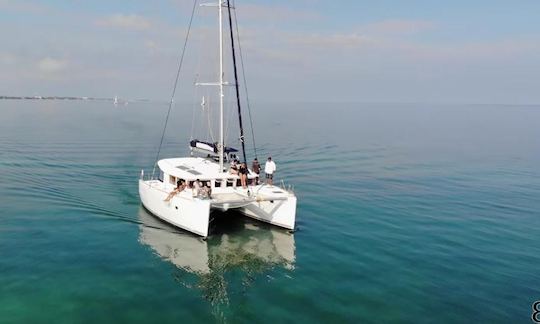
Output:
top-left (1, 0), bottom-right (539, 104)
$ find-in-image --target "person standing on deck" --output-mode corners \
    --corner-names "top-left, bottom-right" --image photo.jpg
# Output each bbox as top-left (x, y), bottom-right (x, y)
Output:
top-left (229, 159), bottom-right (239, 175)
top-left (264, 156), bottom-right (276, 186)
top-left (252, 158), bottom-right (261, 184)
top-left (239, 162), bottom-right (249, 189)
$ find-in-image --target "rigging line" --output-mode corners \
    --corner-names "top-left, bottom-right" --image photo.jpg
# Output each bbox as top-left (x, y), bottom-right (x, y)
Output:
top-left (224, 88), bottom-right (234, 143)
top-left (202, 89), bottom-right (213, 142)
top-left (232, 0), bottom-right (257, 159)
top-left (206, 102), bottom-right (211, 141)
top-left (191, 19), bottom-right (206, 142)
top-left (207, 94), bottom-right (216, 142)
top-left (151, 0), bottom-right (198, 179)
top-left (226, 0), bottom-right (247, 164)
top-left (190, 74), bottom-right (199, 141)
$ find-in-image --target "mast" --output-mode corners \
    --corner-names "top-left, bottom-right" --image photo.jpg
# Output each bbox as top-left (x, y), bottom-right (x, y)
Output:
top-left (218, 0), bottom-right (225, 171)
top-left (226, 0), bottom-right (247, 164)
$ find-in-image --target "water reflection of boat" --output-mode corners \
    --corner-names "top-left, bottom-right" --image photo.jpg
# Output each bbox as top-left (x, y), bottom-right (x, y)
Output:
top-left (138, 206), bottom-right (295, 295)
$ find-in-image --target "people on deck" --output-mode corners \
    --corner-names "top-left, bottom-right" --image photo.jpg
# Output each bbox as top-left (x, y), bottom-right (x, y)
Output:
top-left (252, 158), bottom-right (261, 184)
top-left (200, 181), bottom-right (212, 199)
top-left (193, 179), bottom-right (202, 196)
top-left (229, 159), bottom-right (239, 175)
top-left (264, 156), bottom-right (276, 186)
top-left (239, 162), bottom-right (249, 188)
top-left (164, 180), bottom-right (186, 202)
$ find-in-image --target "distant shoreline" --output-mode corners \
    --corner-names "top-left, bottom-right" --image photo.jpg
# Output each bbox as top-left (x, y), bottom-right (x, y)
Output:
top-left (0, 95), bottom-right (110, 101)
top-left (0, 96), bottom-right (163, 104)
top-left (1, 96), bottom-right (538, 107)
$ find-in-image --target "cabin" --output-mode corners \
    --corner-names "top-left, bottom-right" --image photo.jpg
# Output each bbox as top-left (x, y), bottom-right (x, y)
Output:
top-left (156, 157), bottom-right (258, 191)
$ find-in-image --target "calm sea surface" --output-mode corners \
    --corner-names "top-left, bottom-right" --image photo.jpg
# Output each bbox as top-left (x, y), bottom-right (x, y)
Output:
top-left (1, 101), bottom-right (539, 323)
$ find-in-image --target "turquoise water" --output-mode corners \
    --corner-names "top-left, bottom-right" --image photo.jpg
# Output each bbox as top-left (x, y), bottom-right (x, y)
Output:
top-left (1, 101), bottom-right (539, 323)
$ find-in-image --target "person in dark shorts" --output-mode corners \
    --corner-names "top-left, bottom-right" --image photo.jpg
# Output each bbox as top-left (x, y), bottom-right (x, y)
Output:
top-left (239, 162), bottom-right (249, 188)
top-left (252, 158), bottom-right (260, 184)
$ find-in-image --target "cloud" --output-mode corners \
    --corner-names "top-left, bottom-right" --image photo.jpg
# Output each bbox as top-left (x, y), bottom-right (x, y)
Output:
top-left (37, 57), bottom-right (68, 73)
top-left (363, 37), bottom-right (540, 63)
top-left (363, 19), bottom-right (435, 35)
top-left (280, 19), bottom-right (434, 52)
top-left (96, 14), bottom-right (151, 31)
top-left (290, 32), bottom-right (373, 48)
top-left (268, 19), bottom-right (434, 57)
top-left (0, 0), bottom-right (49, 14)
top-left (0, 52), bottom-right (17, 65)
top-left (236, 4), bottom-right (321, 22)
top-left (144, 40), bottom-right (157, 49)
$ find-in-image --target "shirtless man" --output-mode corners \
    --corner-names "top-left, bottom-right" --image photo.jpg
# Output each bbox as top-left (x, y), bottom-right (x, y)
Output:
top-left (200, 182), bottom-right (212, 199)
top-left (164, 180), bottom-right (186, 202)
top-left (193, 179), bottom-right (202, 197)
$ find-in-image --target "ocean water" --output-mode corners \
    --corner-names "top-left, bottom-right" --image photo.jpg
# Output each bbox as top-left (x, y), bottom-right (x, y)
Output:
top-left (1, 101), bottom-right (539, 323)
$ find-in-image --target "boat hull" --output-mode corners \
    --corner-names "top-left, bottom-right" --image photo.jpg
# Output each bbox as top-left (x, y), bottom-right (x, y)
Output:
top-left (239, 196), bottom-right (296, 230)
top-left (139, 180), bottom-right (296, 237)
top-left (139, 180), bottom-right (211, 237)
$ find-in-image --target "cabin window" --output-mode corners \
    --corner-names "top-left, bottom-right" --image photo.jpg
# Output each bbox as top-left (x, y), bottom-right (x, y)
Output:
top-left (226, 179), bottom-right (234, 187)
top-left (214, 179), bottom-right (221, 188)
top-left (169, 175), bottom-right (176, 185)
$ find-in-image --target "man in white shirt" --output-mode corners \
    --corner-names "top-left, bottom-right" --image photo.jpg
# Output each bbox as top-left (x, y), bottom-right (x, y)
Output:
top-left (264, 156), bottom-right (277, 186)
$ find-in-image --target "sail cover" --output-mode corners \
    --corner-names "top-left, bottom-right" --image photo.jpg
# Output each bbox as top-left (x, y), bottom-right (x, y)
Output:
top-left (190, 140), bottom-right (238, 154)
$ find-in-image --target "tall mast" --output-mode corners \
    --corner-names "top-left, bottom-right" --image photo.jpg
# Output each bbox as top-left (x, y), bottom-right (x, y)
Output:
top-left (226, 0), bottom-right (247, 164)
top-left (218, 0), bottom-right (225, 171)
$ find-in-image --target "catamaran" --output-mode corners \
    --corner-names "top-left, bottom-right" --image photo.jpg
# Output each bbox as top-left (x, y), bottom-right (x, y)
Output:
top-left (139, 0), bottom-right (297, 237)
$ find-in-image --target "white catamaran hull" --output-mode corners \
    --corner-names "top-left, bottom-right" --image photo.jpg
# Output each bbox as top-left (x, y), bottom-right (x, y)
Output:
top-left (139, 179), bottom-right (296, 237)
top-left (139, 180), bottom-right (211, 237)
top-left (240, 197), bottom-right (297, 230)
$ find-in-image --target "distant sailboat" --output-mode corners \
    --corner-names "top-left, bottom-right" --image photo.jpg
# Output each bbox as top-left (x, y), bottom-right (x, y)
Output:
top-left (113, 95), bottom-right (129, 106)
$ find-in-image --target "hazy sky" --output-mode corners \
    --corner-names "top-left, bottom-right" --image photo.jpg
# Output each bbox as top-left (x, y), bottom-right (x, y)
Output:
top-left (1, 0), bottom-right (539, 104)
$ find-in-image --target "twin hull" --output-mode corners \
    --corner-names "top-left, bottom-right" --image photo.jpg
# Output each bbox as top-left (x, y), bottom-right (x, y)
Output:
top-left (139, 180), bottom-right (296, 237)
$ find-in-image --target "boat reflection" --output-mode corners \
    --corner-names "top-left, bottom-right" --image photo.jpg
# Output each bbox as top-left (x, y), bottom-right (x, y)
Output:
top-left (138, 206), bottom-right (295, 304)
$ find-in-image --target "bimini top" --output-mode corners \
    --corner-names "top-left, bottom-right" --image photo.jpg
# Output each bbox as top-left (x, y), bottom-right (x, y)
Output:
top-left (157, 157), bottom-right (254, 181)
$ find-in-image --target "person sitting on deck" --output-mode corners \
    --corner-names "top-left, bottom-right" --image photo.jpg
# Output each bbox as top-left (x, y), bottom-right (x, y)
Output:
top-left (192, 179), bottom-right (202, 196)
top-left (229, 159), bottom-right (239, 175)
top-left (239, 162), bottom-right (249, 189)
top-left (200, 182), bottom-right (212, 199)
top-left (164, 180), bottom-right (186, 202)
